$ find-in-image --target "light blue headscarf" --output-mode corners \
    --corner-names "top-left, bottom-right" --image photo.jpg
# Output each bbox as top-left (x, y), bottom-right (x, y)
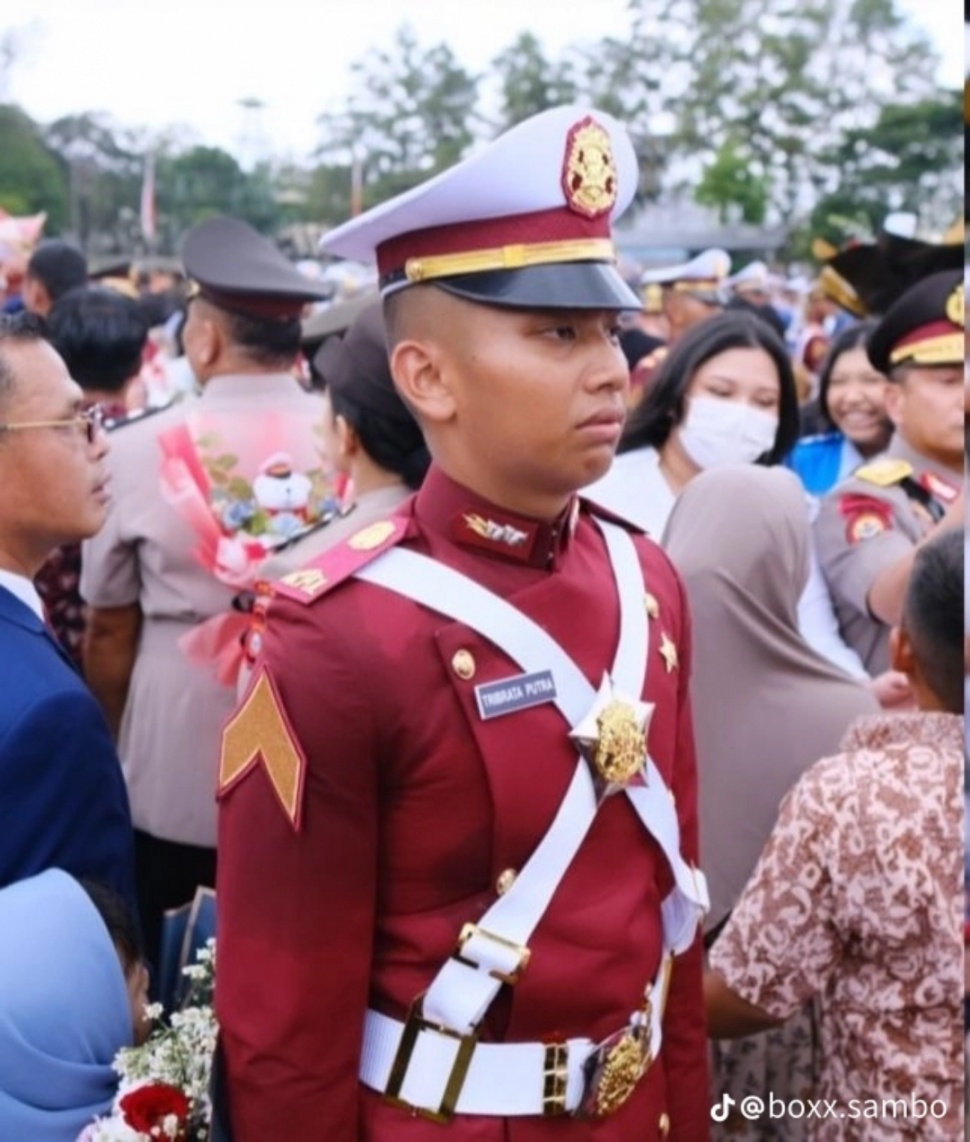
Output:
top-left (0, 869), bottom-right (133, 1141)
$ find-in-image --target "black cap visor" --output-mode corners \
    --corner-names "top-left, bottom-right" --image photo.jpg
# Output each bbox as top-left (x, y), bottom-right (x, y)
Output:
top-left (425, 262), bottom-right (643, 311)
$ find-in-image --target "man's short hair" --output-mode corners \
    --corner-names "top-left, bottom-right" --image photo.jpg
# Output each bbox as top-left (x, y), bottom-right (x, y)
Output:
top-left (47, 287), bottom-right (149, 394)
top-left (220, 307), bottom-right (301, 367)
top-left (902, 530), bottom-right (964, 713)
top-left (25, 241), bottom-right (88, 304)
top-left (0, 312), bottom-right (49, 411)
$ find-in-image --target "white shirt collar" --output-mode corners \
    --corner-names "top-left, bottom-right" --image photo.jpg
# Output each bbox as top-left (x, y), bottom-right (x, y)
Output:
top-left (0, 569), bottom-right (45, 621)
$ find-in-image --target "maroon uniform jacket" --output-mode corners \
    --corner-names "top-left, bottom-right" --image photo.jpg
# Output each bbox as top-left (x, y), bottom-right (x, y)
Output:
top-left (216, 465), bottom-right (709, 1141)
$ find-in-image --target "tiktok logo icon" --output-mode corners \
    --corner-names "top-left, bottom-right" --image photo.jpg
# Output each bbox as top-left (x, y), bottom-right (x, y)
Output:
top-left (711, 1094), bottom-right (736, 1122)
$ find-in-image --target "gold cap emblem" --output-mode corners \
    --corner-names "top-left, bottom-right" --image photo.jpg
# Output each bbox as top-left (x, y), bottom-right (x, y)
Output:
top-left (562, 117), bottom-right (618, 220)
top-left (946, 282), bottom-right (964, 327)
top-left (348, 520), bottom-right (397, 551)
top-left (451, 649), bottom-right (476, 680)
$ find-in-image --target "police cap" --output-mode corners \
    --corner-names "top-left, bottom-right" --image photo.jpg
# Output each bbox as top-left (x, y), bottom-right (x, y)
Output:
top-left (182, 217), bottom-right (330, 321)
top-left (640, 248), bottom-right (731, 305)
top-left (867, 270), bottom-right (964, 374)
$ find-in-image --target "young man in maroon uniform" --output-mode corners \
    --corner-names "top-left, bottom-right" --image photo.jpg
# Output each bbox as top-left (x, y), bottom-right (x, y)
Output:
top-left (216, 105), bottom-right (710, 1141)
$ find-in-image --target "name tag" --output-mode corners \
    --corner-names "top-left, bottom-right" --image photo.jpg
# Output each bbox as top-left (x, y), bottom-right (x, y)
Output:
top-left (474, 670), bottom-right (557, 721)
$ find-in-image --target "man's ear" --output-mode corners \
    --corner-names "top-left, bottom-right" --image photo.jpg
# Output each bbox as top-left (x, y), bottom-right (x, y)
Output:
top-left (889, 624), bottom-right (916, 676)
top-left (390, 338), bottom-right (457, 426)
top-left (194, 313), bottom-right (221, 370)
top-left (333, 414), bottom-right (357, 461)
top-left (882, 379), bottom-right (904, 430)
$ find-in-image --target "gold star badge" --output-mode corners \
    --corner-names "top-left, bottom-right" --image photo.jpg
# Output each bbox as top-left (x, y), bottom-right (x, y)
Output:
top-left (658, 632), bottom-right (678, 673)
top-left (570, 674), bottom-right (653, 799)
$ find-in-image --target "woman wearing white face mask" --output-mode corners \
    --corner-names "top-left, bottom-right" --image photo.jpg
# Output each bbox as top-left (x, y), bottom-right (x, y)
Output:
top-left (589, 311), bottom-right (873, 681)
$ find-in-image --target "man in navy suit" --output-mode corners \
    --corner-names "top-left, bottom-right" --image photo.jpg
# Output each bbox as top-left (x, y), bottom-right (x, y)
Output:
top-left (0, 312), bottom-right (134, 903)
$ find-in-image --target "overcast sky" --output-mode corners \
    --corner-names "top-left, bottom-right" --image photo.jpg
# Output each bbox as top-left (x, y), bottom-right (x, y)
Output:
top-left (1, 0), bottom-right (963, 163)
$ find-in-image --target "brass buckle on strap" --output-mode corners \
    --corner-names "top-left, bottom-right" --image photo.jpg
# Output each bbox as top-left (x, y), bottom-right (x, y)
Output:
top-left (455, 922), bottom-right (531, 986)
top-left (383, 995), bottom-right (479, 1123)
top-left (543, 1041), bottom-right (570, 1116)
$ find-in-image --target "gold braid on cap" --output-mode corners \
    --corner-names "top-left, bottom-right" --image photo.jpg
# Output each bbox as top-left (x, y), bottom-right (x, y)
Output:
top-left (404, 239), bottom-right (616, 283)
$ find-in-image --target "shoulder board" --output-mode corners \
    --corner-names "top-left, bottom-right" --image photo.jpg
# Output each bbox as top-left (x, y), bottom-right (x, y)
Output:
top-left (272, 517), bottom-right (408, 605)
top-left (854, 458), bottom-right (914, 488)
top-left (106, 398), bottom-right (177, 432)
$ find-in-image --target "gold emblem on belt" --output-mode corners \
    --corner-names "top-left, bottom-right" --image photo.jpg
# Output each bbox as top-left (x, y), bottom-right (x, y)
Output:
top-left (594, 1029), bottom-right (650, 1116)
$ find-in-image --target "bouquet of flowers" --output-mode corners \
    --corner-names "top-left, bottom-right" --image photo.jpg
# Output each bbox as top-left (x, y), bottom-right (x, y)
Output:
top-left (79, 941), bottom-right (218, 1142)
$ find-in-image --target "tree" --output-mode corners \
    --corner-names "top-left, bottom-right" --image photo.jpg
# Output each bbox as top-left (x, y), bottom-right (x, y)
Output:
top-left (0, 105), bottom-right (69, 230)
top-left (315, 25), bottom-right (479, 210)
top-left (610, 0), bottom-right (943, 221)
top-left (491, 33), bottom-right (578, 130)
top-left (809, 89), bottom-right (963, 237)
top-left (157, 146), bottom-right (247, 241)
top-left (694, 138), bottom-right (770, 224)
top-left (43, 112), bottom-right (143, 247)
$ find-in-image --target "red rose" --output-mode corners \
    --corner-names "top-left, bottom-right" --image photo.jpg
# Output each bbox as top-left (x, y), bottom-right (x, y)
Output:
top-left (119, 1082), bottom-right (190, 1136)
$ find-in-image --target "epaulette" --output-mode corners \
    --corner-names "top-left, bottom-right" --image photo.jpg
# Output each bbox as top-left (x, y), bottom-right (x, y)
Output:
top-left (272, 517), bottom-right (408, 605)
top-left (854, 458), bottom-right (913, 488)
top-left (105, 397), bottom-right (178, 432)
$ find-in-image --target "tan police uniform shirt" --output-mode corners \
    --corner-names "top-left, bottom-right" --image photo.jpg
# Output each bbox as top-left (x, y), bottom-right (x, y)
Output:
top-left (236, 482), bottom-right (412, 699)
top-left (80, 373), bottom-right (324, 848)
top-left (813, 434), bottom-right (962, 674)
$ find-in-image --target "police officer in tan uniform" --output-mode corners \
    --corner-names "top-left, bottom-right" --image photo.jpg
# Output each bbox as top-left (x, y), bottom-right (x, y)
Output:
top-left (81, 217), bottom-right (329, 966)
top-left (814, 270), bottom-right (964, 675)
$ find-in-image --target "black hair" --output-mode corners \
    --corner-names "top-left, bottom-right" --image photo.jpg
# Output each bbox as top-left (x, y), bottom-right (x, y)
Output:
top-left (47, 286), bottom-right (149, 394)
top-left (725, 294), bottom-right (787, 340)
top-left (618, 310), bottom-right (800, 464)
top-left (815, 318), bottom-right (880, 428)
top-left (77, 878), bottom-right (144, 974)
top-left (222, 308), bottom-right (301, 367)
top-left (26, 240), bottom-right (88, 304)
top-left (329, 387), bottom-right (430, 490)
top-left (0, 311), bottom-right (49, 409)
top-left (902, 530), bottom-right (964, 714)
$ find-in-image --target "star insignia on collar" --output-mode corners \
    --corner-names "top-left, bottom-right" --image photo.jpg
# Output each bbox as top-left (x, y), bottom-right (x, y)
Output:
top-left (570, 674), bottom-right (654, 799)
top-left (659, 632), bottom-right (678, 673)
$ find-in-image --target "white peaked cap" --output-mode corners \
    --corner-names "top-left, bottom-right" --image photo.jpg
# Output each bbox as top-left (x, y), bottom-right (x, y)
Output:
top-left (640, 248), bottom-right (732, 287)
top-left (726, 260), bottom-right (770, 290)
top-left (320, 105), bottom-right (642, 310)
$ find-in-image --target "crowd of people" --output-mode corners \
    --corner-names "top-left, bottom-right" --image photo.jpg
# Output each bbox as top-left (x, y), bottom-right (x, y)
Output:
top-left (0, 102), bottom-right (964, 1141)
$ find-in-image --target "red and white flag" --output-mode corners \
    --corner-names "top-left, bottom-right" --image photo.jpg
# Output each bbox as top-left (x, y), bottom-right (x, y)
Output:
top-left (140, 153), bottom-right (156, 244)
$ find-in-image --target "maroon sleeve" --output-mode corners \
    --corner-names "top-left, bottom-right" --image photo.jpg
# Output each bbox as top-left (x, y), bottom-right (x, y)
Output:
top-left (658, 572), bottom-right (711, 1141)
top-left (215, 592), bottom-right (380, 1142)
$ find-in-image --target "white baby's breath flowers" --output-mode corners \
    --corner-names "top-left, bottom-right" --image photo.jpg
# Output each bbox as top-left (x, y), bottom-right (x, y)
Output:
top-left (80, 940), bottom-right (218, 1142)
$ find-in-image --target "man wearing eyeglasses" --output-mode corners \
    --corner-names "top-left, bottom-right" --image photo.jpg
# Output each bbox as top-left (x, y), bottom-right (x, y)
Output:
top-left (0, 312), bottom-right (136, 905)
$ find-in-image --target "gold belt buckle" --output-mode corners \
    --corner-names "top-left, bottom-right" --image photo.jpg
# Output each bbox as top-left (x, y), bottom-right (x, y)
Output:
top-left (383, 995), bottom-right (479, 1123)
top-left (578, 996), bottom-right (653, 1117)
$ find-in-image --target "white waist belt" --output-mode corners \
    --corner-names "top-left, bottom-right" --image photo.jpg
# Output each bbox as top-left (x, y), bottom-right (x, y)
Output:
top-left (360, 1009), bottom-right (593, 1117)
top-left (360, 950), bottom-right (672, 1120)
